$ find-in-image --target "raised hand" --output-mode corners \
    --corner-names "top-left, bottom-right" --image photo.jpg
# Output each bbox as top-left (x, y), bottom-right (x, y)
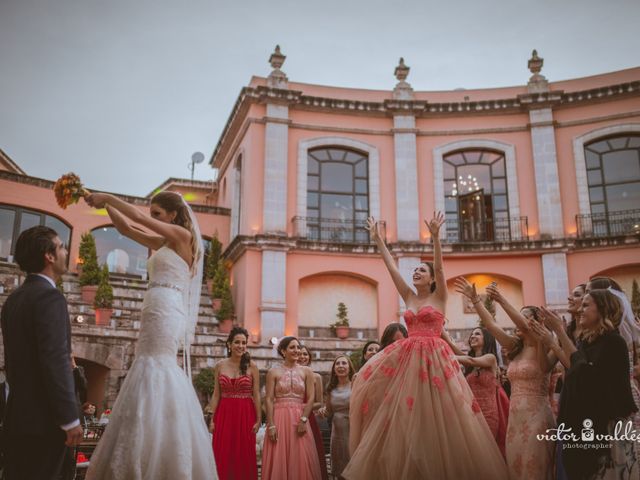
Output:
top-left (424, 211), bottom-right (445, 238)
top-left (454, 277), bottom-right (478, 300)
top-left (528, 319), bottom-right (554, 347)
top-left (366, 216), bottom-right (381, 242)
top-left (485, 283), bottom-right (504, 304)
top-left (84, 192), bottom-right (109, 209)
top-left (539, 306), bottom-right (565, 334)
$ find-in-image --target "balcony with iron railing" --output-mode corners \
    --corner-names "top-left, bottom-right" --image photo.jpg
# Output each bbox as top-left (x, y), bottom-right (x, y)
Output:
top-left (291, 216), bottom-right (382, 244)
top-left (576, 209), bottom-right (640, 238)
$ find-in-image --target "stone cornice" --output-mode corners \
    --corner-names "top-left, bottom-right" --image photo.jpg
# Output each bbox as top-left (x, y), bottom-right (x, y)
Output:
top-left (211, 79), bottom-right (640, 168)
top-left (0, 171), bottom-right (231, 216)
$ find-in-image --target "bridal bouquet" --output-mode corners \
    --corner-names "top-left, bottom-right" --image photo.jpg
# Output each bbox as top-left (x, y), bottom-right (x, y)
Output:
top-left (53, 173), bottom-right (89, 209)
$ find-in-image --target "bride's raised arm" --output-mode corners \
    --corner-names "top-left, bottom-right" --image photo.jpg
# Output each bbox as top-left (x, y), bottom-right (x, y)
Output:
top-left (85, 192), bottom-right (189, 247)
top-left (104, 203), bottom-right (164, 251)
top-left (424, 212), bottom-right (447, 304)
top-left (366, 217), bottom-right (413, 303)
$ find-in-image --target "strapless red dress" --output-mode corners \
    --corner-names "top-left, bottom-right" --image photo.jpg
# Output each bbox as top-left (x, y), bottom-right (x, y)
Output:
top-left (344, 306), bottom-right (508, 480)
top-left (212, 374), bottom-right (257, 480)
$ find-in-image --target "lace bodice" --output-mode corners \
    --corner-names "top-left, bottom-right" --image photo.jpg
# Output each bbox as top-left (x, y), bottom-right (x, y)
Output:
top-left (136, 247), bottom-right (190, 358)
top-left (219, 374), bottom-right (253, 399)
top-left (507, 357), bottom-right (549, 397)
top-left (403, 306), bottom-right (444, 338)
top-left (275, 367), bottom-right (306, 401)
top-left (466, 369), bottom-right (498, 398)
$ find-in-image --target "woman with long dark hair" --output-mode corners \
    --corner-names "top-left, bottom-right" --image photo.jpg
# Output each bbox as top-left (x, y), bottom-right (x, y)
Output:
top-left (455, 278), bottom-right (555, 480)
top-left (209, 327), bottom-right (261, 479)
top-left (262, 337), bottom-right (321, 480)
top-left (344, 214), bottom-right (508, 480)
top-left (298, 345), bottom-right (329, 480)
top-left (454, 327), bottom-right (509, 457)
top-left (359, 341), bottom-right (380, 369)
top-left (321, 355), bottom-right (355, 480)
top-left (379, 323), bottom-right (407, 350)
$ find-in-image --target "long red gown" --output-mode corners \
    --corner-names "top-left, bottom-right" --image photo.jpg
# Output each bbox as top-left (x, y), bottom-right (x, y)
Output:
top-left (212, 374), bottom-right (257, 480)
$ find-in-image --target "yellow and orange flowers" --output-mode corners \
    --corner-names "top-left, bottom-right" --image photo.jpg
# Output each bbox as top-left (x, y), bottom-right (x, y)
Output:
top-left (53, 173), bottom-right (89, 209)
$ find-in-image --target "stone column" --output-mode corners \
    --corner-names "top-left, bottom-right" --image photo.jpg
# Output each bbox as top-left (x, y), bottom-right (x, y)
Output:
top-left (391, 59), bottom-right (420, 242)
top-left (524, 50), bottom-right (564, 238)
top-left (259, 46), bottom-right (290, 340)
top-left (541, 252), bottom-right (570, 309)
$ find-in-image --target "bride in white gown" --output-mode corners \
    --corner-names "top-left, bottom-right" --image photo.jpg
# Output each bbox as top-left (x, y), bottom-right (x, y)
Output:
top-left (84, 191), bottom-right (217, 479)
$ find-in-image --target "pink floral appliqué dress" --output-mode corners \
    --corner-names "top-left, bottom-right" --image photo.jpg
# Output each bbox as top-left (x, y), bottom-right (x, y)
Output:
top-left (343, 306), bottom-right (508, 480)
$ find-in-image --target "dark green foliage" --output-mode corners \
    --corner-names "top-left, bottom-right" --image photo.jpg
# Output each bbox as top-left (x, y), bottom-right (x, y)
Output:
top-left (193, 367), bottom-right (215, 396)
top-left (78, 232), bottom-right (100, 286)
top-left (94, 264), bottom-right (114, 309)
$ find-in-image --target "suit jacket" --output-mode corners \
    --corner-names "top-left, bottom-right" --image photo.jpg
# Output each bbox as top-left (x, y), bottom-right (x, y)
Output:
top-left (0, 274), bottom-right (78, 437)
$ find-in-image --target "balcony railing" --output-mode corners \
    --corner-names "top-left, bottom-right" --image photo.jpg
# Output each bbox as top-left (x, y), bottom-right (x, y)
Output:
top-left (576, 209), bottom-right (640, 238)
top-left (445, 216), bottom-right (529, 243)
top-left (292, 216), bottom-right (384, 244)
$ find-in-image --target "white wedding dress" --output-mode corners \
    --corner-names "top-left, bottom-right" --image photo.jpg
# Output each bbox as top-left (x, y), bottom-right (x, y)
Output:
top-left (86, 247), bottom-right (218, 479)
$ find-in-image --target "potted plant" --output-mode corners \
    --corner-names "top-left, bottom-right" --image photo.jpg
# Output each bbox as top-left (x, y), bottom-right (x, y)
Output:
top-left (94, 264), bottom-right (114, 326)
top-left (205, 234), bottom-right (222, 294)
top-left (331, 302), bottom-right (350, 339)
top-left (78, 232), bottom-right (101, 304)
top-left (210, 263), bottom-right (227, 312)
top-left (216, 275), bottom-right (235, 334)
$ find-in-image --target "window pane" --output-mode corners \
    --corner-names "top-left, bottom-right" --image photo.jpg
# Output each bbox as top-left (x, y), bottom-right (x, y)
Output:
top-left (355, 179), bottom-right (368, 194)
top-left (0, 208), bottom-right (15, 259)
top-left (310, 149), bottom-right (329, 161)
top-left (308, 158), bottom-right (319, 174)
top-left (445, 153), bottom-right (465, 166)
top-left (327, 149), bottom-right (347, 162)
top-left (492, 178), bottom-right (506, 194)
top-left (321, 162), bottom-right (353, 192)
top-left (491, 159), bottom-right (505, 177)
top-left (355, 229), bottom-right (369, 243)
top-left (355, 211), bottom-right (368, 221)
top-left (463, 151), bottom-right (481, 164)
top-left (481, 152), bottom-right (500, 164)
top-left (445, 197), bottom-right (458, 213)
top-left (307, 192), bottom-right (319, 208)
top-left (457, 164), bottom-right (491, 194)
top-left (307, 208), bottom-right (319, 219)
top-left (585, 151), bottom-right (600, 169)
top-left (44, 216), bottom-right (71, 248)
top-left (587, 169), bottom-right (602, 186)
top-left (590, 203), bottom-right (605, 214)
top-left (443, 162), bottom-right (456, 180)
top-left (608, 137), bottom-right (628, 149)
top-left (589, 187), bottom-right (604, 203)
top-left (307, 175), bottom-right (319, 190)
top-left (19, 211), bottom-right (41, 234)
top-left (445, 180), bottom-right (457, 196)
top-left (93, 227), bottom-right (149, 276)
top-left (355, 195), bottom-right (368, 211)
top-left (587, 140), bottom-right (609, 153)
top-left (320, 194), bottom-right (353, 221)
top-left (628, 137), bottom-right (640, 148)
top-left (493, 195), bottom-right (508, 211)
top-left (345, 151), bottom-right (365, 163)
top-left (605, 183), bottom-right (640, 212)
top-left (354, 160), bottom-right (367, 178)
top-left (602, 150), bottom-right (640, 183)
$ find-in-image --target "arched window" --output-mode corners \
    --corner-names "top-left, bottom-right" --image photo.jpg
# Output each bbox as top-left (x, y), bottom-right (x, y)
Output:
top-left (443, 150), bottom-right (509, 242)
top-left (0, 205), bottom-right (71, 262)
top-left (91, 226), bottom-right (149, 276)
top-left (306, 148), bottom-right (369, 242)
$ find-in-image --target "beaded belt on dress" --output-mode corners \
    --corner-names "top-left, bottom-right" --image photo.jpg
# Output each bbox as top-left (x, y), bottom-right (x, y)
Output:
top-left (274, 398), bottom-right (304, 405)
top-left (148, 281), bottom-right (183, 293)
top-left (221, 394), bottom-right (252, 399)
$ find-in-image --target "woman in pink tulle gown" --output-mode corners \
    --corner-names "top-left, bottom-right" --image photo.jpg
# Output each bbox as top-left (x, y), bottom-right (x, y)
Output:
top-left (343, 214), bottom-right (508, 480)
top-left (262, 337), bottom-right (322, 480)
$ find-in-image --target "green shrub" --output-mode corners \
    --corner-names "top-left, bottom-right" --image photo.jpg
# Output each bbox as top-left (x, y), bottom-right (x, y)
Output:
top-left (94, 264), bottom-right (114, 309)
top-left (78, 232), bottom-right (100, 286)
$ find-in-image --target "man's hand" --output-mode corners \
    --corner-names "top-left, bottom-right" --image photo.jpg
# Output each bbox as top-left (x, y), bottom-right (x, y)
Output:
top-left (65, 425), bottom-right (84, 446)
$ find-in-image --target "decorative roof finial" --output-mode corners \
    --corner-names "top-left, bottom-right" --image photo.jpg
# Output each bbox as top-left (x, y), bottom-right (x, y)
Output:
top-left (528, 49), bottom-right (543, 75)
top-left (394, 57), bottom-right (410, 81)
top-left (269, 45), bottom-right (286, 70)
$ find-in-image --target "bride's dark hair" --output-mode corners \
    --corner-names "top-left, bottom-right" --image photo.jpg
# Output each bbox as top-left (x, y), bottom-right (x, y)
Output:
top-left (151, 191), bottom-right (200, 267)
top-left (226, 326), bottom-right (251, 375)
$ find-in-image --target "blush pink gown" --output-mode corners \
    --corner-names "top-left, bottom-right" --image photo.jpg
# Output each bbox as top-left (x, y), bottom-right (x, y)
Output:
top-left (262, 367), bottom-right (322, 480)
top-left (344, 307), bottom-right (508, 480)
top-left (506, 357), bottom-right (555, 480)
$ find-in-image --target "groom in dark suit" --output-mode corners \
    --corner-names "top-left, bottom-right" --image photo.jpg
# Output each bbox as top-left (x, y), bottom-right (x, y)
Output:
top-left (1, 226), bottom-right (83, 479)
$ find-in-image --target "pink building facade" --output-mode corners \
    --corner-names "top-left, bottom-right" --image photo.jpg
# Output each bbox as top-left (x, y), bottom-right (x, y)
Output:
top-left (212, 48), bottom-right (640, 343)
